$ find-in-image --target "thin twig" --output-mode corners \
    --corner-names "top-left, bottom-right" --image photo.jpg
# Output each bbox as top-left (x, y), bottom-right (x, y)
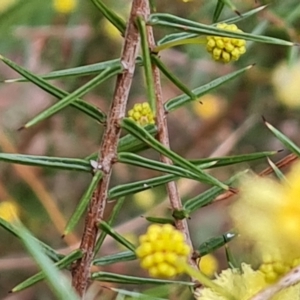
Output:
top-left (71, 1), bottom-right (147, 297)
top-left (144, 5), bottom-right (197, 268)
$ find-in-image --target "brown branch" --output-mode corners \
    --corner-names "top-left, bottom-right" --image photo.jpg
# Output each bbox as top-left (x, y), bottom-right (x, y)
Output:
top-left (71, 1), bottom-right (147, 297)
top-left (144, 8), bottom-right (197, 269)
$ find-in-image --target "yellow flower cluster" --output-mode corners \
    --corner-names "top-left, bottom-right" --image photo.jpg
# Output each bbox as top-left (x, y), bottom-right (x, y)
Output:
top-left (53, 0), bottom-right (77, 14)
top-left (230, 162), bottom-right (300, 282)
top-left (0, 201), bottom-right (19, 222)
top-left (260, 255), bottom-right (300, 283)
top-left (136, 224), bottom-right (190, 278)
top-left (128, 102), bottom-right (155, 126)
top-left (196, 263), bottom-right (300, 300)
top-left (206, 23), bottom-right (246, 63)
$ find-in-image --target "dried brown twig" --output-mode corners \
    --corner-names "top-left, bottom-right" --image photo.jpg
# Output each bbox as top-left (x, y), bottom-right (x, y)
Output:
top-left (71, 0), bottom-right (148, 296)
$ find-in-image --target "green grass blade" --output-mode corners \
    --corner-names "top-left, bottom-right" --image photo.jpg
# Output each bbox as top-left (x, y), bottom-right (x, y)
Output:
top-left (121, 119), bottom-right (228, 190)
top-left (4, 59), bottom-right (122, 82)
top-left (94, 197), bottom-right (125, 255)
top-left (0, 218), bottom-right (64, 262)
top-left (0, 153), bottom-right (91, 172)
top-left (157, 5), bottom-right (268, 47)
top-left (64, 171), bottom-right (103, 236)
top-left (151, 55), bottom-right (197, 101)
top-left (265, 120), bottom-right (300, 157)
top-left (23, 66), bottom-right (120, 129)
top-left (98, 220), bottom-right (136, 252)
top-left (13, 222), bottom-right (79, 300)
top-left (91, 271), bottom-right (194, 285)
top-left (150, 12), bottom-right (294, 46)
top-left (165, 65), bottom-right (253, 112)
top-left (198, 230), bottom-right (237, 256)
top-left (90, 0), bottom-right (126, 34)
top-left (93, 251), bottom-right (136, 266)
top-left (12, 250), bottom-right (83, 292)
top-left (0, 54), bottom-right (107, 123)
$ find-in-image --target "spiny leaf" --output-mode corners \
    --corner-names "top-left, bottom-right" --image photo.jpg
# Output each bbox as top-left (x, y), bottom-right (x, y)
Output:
top-left (0, 54), bottom-right (107, 124)
top-left (0, 153), bottom-right (92, 172)
top-left (22, 66), bottom-right (120, 129)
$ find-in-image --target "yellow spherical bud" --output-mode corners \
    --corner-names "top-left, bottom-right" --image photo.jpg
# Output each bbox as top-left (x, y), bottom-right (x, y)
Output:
top-left (136, 224), bottom-right (191, 278)
top-left (53, 0), bottom-right (77, 14)
top-left (198, 254), bottom-right (219, 278)
top-left (206, 23), bottom-right (246, 63)
top-left (128, 102), bottom-right (155, 126)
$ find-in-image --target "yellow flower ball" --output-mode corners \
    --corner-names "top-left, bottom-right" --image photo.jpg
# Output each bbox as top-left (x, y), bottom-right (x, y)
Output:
top-left (206, 23), bottom-right (246, 63)
top-left (136, 224), bottom-right (191, 278)
top-left (128, 102), bottom-right (155, 126)
top-left (53, 0), bottom-right (77, 14)
top-left (198, 254), bottom-right (218, 278)
top-left (0, 201), bottom-right (19, 222)
top-left (272, 60), bottom-right (300, 108)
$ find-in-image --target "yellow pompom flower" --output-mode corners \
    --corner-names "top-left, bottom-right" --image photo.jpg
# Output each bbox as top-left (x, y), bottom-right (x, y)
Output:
top-left (0, 201), bottom-right (19, 222)
top-left (230, 162), bottom-right (300, 282)
top-left (196, 263), bottom-right (300, 300)
top-left (206, 23), bottom-right (246, 63)
top-left (53, 0), bottom-right (77, 14)
top-left (136, 224), bottom-right (191, 278)
top-left (272, 60), bottom-right (300, 108)
top-left (198, 254), bottom-right (219, 278)
top-left (128, 102), bottom-right (155, 126)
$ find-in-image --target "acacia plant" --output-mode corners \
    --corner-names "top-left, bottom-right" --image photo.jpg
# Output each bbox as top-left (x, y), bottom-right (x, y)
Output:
top-left (0, 0), bottom-right (299, 299)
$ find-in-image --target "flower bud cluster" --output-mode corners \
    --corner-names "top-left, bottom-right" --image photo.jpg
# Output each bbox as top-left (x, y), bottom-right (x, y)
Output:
top-left (206, 23), bottom-right (246, 63)
top-left (136, 224), bottom-right (190, 278)
top-left (128, 102), bottom-right (155, 126)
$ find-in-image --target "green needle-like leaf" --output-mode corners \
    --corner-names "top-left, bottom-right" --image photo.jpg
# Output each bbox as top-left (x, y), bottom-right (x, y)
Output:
top-left (213, 0), bottom-right (225, 23)
top-left (198, 230), bottom-right (237, 256)
top-left (12, 222), bottom-right (79, 300)
top-left (0, 218), bottom-right (64, 262)
top-left (121, 119), bottom-right (228, 190)
top-left (151, 55), bottom-right (197, 101)
top-left (94, 197), bottom-right (125, 255)
top-left (98, 220), bottom-right (136, 252)
top-left (165, 65), bottom-right (253, 112)
top-left (108, 287), bottom-right (168, 300)
top-left (0, 153), bottom-right (92, 172)
top-left (93, 251), bottom-right (136, 266)
top-left (91, 271), bottom-right (194, 286)
top-left (265, 120), bottom-right (300, 157)
top-left (4, 59), bottom-right (123, 82)
top-left (23, 66), bottom-right (120, 129)
top-left (118, 152), bottom-right (201, 180)
top-left (12, 250), bottom-right (83, 292)
top-left (86, 124), bottom-right (158, 161)
top-left (110, 151), bottom-right (275, 199)
top-left (149, 13), bottom-right (295, 46)
top-left (157, 5), bottom-right (268, 47)
top-left (180, 170), bottom-right (247, 218)
top-left (267, 157), bottom-right (287, 182)
top-left (90, 0), bottom-right (126, 35)
top-left (0, 55), bottom-right (107, 124)
top-left (136, 16), bottom-right (156, 111)
top-left (64, 171), bottom-right (103, 236)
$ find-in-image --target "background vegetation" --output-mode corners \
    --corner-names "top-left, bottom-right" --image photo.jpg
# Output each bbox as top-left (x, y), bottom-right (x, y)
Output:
top-left (0, 0), bottom-right (300, 299)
